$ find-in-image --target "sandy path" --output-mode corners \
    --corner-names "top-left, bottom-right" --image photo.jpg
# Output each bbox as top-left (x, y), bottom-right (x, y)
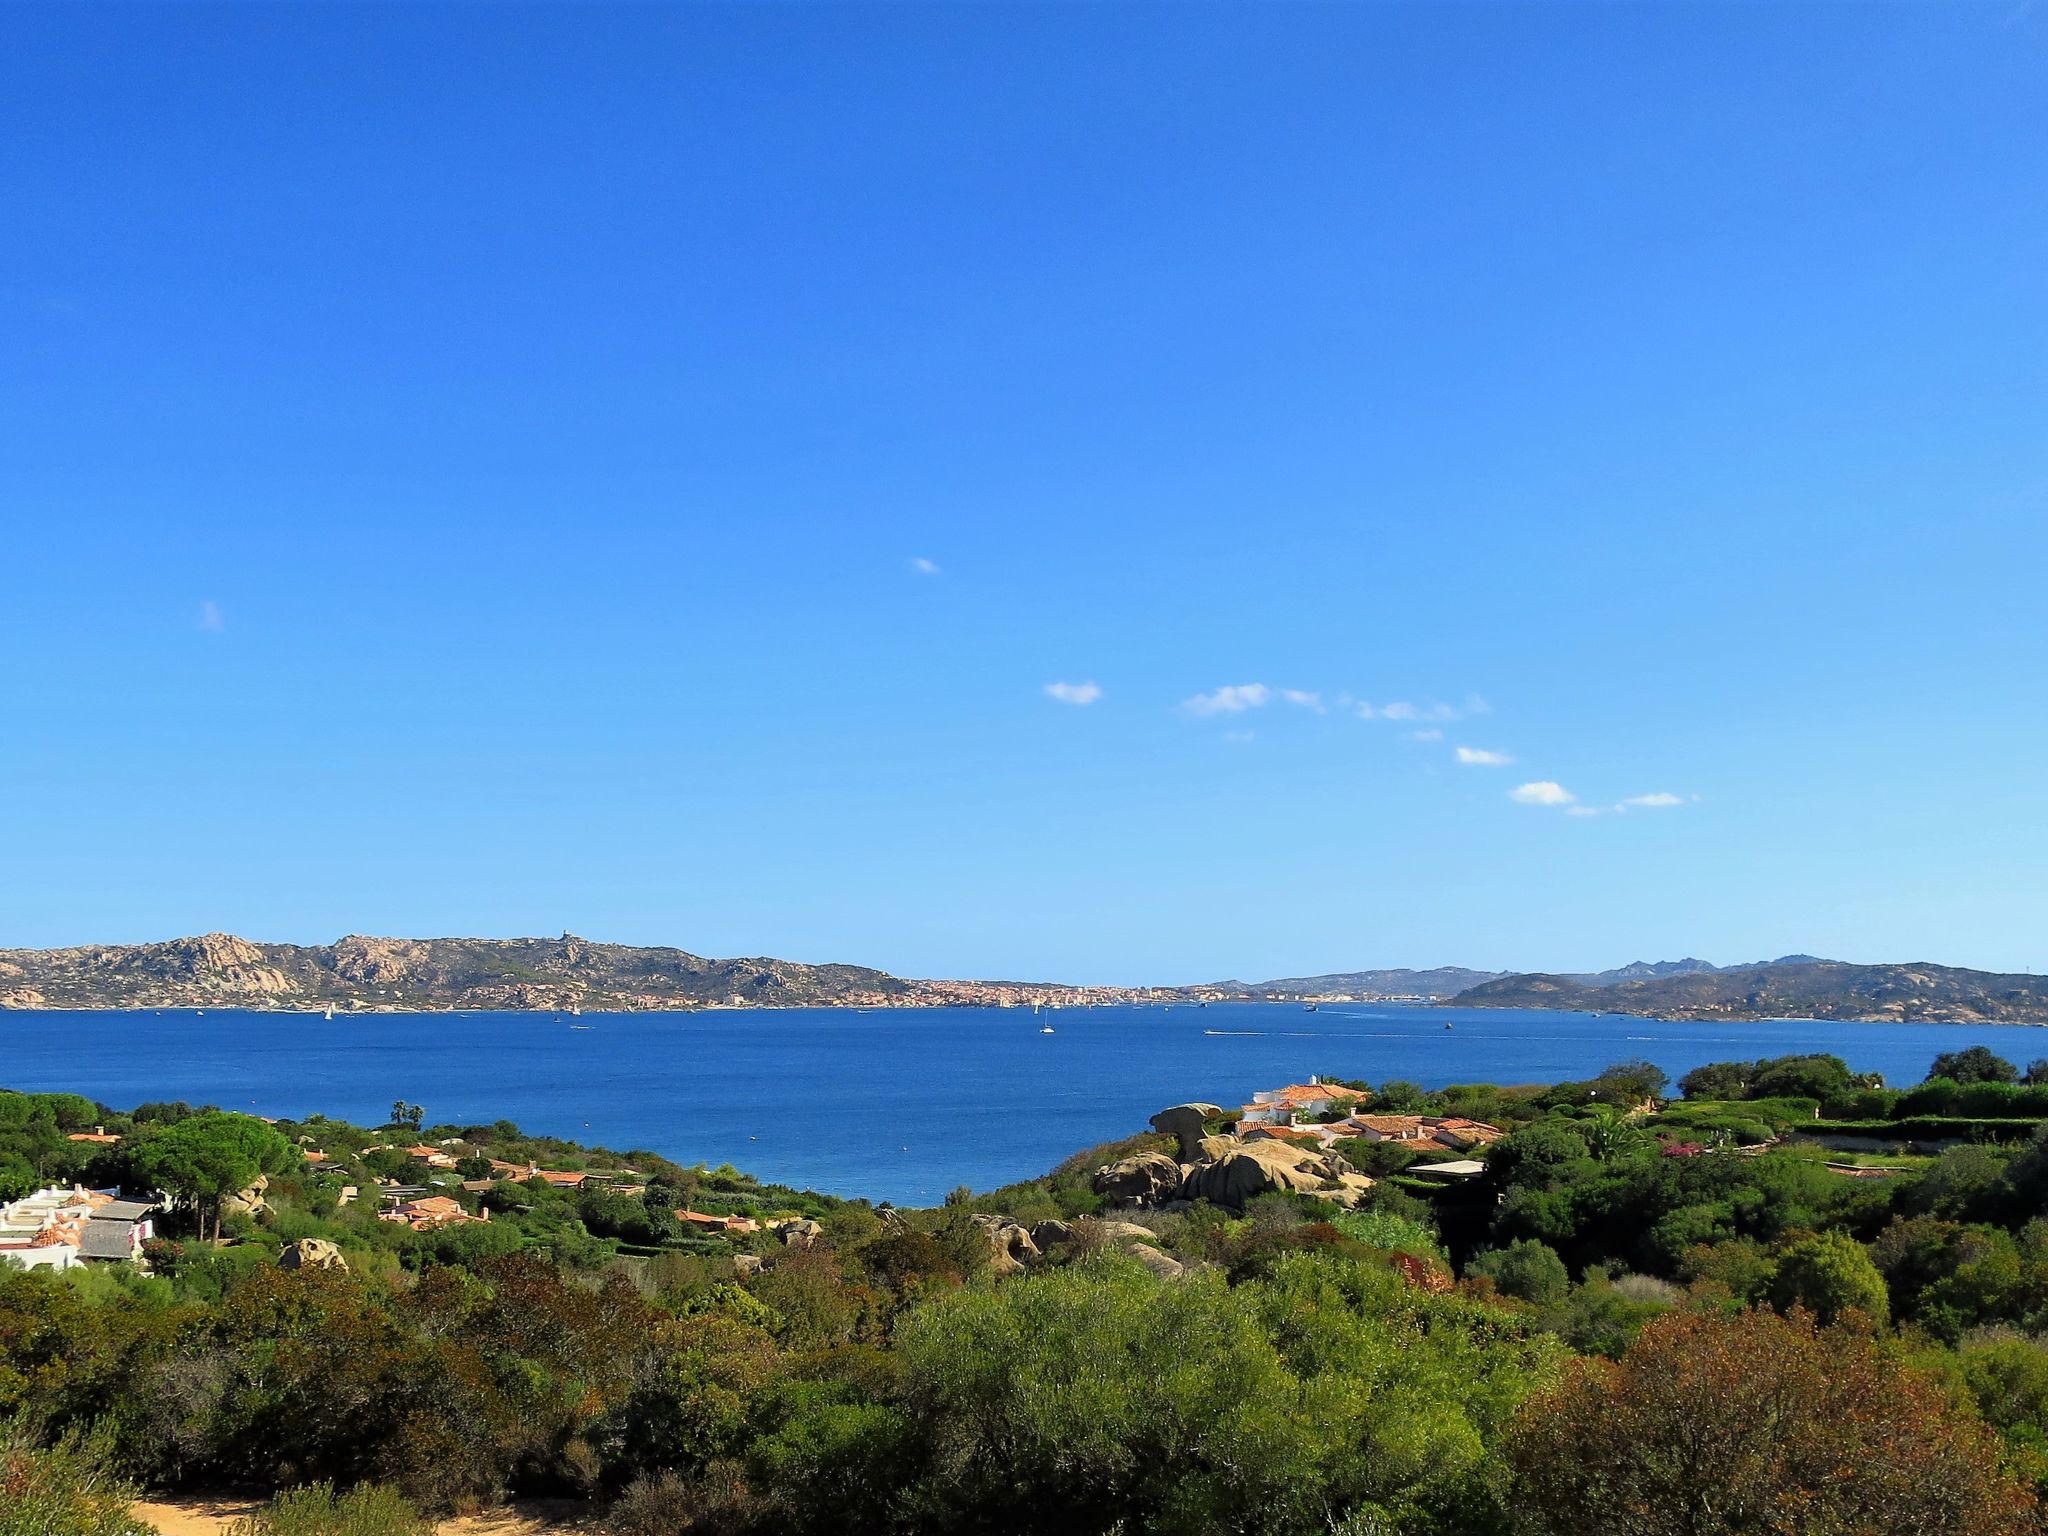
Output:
top-left (135, 1496), bottom-right (597, 1534)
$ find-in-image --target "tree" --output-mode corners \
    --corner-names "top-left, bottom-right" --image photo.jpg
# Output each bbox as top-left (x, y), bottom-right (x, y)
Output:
top-left (1748, 1054), bottom-right (1853, 1103)
top-left (389, 1101), bottom-right (425, 1133)
top-left (1595, 1059), bottom-right (1669, 1104)
top-left (131, 1111), bottom-right (296, 1243)
top-left (2024, 1059), bottom-right (2048, 1087)
top-left (1509, 1308), bottom-right (2039, 1536)
top-left (1928, 1046), bottom-right (2018, 1086)
top-left (1679, 1061), bottom-right (1752, 1100)
top-left (1767, 1231), bottom-right (1889, 1325)
top-left (1468, 1239), bottom-right (1569, 1306)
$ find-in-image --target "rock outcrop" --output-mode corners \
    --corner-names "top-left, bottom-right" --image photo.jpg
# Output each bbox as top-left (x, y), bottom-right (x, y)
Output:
top-left (778, 1218), bottom-right (823, 1249)
top-left (1148, 1103), bottom-right (1225, 1160)
top-left (1179, 1140), bottom-right (1343, 1209)
top-left (971, 1215), bottom-right (1041, 1277)
top-left (276, 1238), bottom-right (347, 1272)
top-left (221, 1175), bottom-right (272, 1219)
top-left (1090, 1152), bottom-right (1184, 1207)
top-left (1125, 1242), bottom-right (1185, 1280)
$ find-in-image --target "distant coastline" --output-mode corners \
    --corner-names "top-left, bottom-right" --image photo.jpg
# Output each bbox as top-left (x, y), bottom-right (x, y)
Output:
top-left (5, 932), bottom-right (2047, 1026)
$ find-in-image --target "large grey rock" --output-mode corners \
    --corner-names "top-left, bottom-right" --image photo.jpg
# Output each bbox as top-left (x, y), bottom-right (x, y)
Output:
top-left (733, 1253), bottom-right (764, 1278)
top-left (1180, 1140), bottom-right (1343, 1209)
top-left (778, 1218), bottom-right (823, 1249)
top-left (971, 1215), bottom-right (1040, 1276)
top-left (1081, 1219), bottom-right (1160, 1246)
top-left (1091, 1152), bottom-right (1184, 1207)
top-left (1149, 1103), bottom-right (1226, 1161)
top-left (276, 1238), bottom-right (347, 1272)
top-left (1125, 1242), bottom-right (1185, 1280)
top-left (1028, 1219), bottom-right (1074, 1251)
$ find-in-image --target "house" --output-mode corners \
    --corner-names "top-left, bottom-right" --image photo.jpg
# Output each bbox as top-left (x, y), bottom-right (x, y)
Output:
top-left (676, 1209), bottom-right (758, 1234)
top-left (404, 1144), bottom-right (459, 1170)
top-left (378, 1194), bottom-right (490, 1232)
top-left (66, 1126), bottom-right (122, 1146)
top-left (77, 1200), bottom-right (155, 1262)
top-left (486, 1160), bottom-right (590, 1187)
top-left (0, 1187), bottom-right (156, 1270)
top-left (1345, 1114), bottom-right (1431, 1143)
top-left (1406, 1159), bottom-right (1486, 1179)
top-left (1429, 1118), bottom-right (1507, 1151)
top-left (1237, 1077), bottom-right (1360, 1126)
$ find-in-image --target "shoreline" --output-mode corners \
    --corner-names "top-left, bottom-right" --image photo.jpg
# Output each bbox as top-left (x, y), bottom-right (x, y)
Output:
top-left (6, 1000), bottom-right (2048, 1027)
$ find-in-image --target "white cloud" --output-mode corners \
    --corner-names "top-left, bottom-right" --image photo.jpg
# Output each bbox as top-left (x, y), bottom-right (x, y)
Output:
top-left (1280, 689), bottom-right (1325, 713)
top-left (1509, 780), bottom-right (1576, 807)
top-left (1379, 697), bottom-right (1483, 723)
top-left (198, 600), bottom-right (224, 633)
top-left (909, 556), bottom-right (941, 576)
top-left (1404, 728), bottom-right (1443, 742)
top-left (1566, 805), bottom-right (1603, 818)
top-left (1455, 746), bottom-right (1513, 766)
top-left (1044, 680), bottom-right (1102, 706)
top-left (1619, 791), bottom-right (1684, 809)
top-left (1182, 683), bottom-right (1271, 716)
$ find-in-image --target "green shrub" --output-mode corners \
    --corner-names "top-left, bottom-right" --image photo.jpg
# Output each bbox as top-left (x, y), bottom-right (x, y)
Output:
top-left (225, 1482), bottom-right (431, 1536)
top-left (0, 1431), bottom-right (149, 1536)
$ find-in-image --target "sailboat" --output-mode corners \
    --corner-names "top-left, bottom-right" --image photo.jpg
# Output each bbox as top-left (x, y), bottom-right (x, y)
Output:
top-left (323, 1003), bottom-right (335, 1021)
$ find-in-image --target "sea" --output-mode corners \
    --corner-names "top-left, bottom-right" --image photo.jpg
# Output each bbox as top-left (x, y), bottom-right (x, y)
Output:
top-left (5, 1003), bottom-right (2039, 1206)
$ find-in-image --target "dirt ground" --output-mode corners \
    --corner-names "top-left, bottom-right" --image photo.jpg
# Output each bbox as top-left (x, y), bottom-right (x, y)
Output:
top-left (135, 1495), bottom-right (599, 1534)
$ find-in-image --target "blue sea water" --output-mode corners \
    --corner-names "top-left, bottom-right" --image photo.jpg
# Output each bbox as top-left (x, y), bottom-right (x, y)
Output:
top-left (4, 1004), bottom-right (2039, 1205)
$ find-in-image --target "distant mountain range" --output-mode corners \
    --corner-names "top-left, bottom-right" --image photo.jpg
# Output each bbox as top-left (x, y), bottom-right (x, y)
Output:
top-left (1451, 960), bottom-right (2048, 1024)
top-left (1198, 967), bottom-right (1508, 999)
top-left (2, 935), bottom-right (2043, 1025)
top-left (1205, 955), bottom-right (1835, 1000)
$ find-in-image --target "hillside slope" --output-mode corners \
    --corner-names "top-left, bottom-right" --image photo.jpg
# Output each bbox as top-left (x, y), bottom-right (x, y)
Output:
top-left (0, 932), bottom-right (919, 1012)
top-left (1451, 960), bottom-right (2048, 1023)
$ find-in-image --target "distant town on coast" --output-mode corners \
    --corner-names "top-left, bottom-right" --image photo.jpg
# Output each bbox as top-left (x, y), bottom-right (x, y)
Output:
top-left (5, 931), bottom-right (2048, 1025)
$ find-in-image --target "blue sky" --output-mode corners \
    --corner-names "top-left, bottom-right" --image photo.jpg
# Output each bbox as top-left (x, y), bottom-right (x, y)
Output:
top-left (4, 3), bottom-right (2046, 984)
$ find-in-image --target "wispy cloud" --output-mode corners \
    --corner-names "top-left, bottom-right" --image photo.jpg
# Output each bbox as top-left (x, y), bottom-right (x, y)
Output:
top-left (1362, 694), bottom-right (1489, 724)
top-left (1183, 683), bottom-right (1271, 717)
top-left (1280, 689), bottom-right (1325, 713)
top-left (1455, 746), bottom-right (1513, 766)
top-left (1560, 790), bottom-right (1695, 818)
top-left (198, 600), bottom-right (225, 633)
top-left (1509, 780), bottom-right (1576, 807)
top-left (1044, 680), bottom-right (1102, 706)
top-left (909, 556), bottom-right (941, 576)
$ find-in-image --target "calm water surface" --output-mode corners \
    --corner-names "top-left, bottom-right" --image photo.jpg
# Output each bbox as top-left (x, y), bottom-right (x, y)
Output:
top-left (5, 1004), bottom-right (2038, 1204)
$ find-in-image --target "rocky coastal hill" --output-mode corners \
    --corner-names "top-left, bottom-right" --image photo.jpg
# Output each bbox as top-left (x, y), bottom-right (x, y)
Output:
top-left (0, 932), bottom-right (984, 1012)
top-left (1449, 959), bottom-right (2048, 1024)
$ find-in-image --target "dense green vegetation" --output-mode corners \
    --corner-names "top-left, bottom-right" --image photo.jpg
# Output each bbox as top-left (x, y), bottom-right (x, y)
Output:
top-left (4, 1049), bottom-right (2048, 1534)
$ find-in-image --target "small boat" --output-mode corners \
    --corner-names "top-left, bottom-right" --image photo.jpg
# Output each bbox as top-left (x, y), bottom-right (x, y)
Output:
top-left (1303, 1002), bottom-right (1318, 1013)
top-left (323, 1004), bottom-right (335, 1021)
top-left (1445, 1020), bottom-right (1454, 1030)
top-left (1040, 1025), bottom-right (1056, 1034)
top-left (569, 1024), bottom-right (593, 1031)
